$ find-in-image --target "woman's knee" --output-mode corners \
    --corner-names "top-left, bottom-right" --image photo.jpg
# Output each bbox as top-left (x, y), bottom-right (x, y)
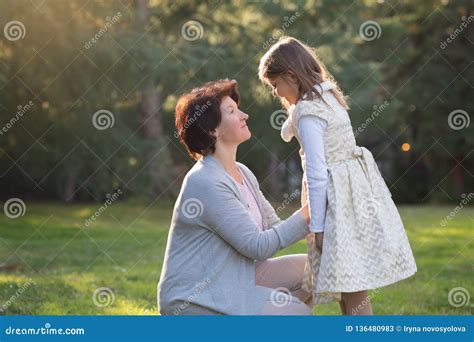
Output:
top-left (260, 292), bottom-right (312, 315)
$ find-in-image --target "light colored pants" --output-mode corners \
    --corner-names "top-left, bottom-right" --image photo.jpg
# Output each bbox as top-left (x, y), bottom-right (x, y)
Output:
top-left (161, 304), bottom-right (223, 316)
top-left (161, 254), bottom-right (312, 315)
top-left (256, 254), bottom-right (313, 315)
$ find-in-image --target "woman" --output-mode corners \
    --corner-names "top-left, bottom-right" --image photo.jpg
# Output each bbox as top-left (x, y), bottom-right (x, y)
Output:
top-left (158, 79), bottom-right (312, 315)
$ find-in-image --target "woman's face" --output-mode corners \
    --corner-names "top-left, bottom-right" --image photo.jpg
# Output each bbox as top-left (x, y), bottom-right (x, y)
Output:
top-left (215, 96), bottom-right (251, 146)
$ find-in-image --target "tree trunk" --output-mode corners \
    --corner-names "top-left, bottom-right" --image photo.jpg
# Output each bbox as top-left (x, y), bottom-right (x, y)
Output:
top-left (451, 150), bottom-right (465, 197)
top-left (62, 171), bottom-right (77, 203)
top-left (139, 78), bottom-right (165, 196)
top-left (134, 0), bottom-right (172, 197)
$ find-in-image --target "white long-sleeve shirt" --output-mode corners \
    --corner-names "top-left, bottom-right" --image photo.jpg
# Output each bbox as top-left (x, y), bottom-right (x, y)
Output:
top-left (297, 115), bottom-right (328, 233)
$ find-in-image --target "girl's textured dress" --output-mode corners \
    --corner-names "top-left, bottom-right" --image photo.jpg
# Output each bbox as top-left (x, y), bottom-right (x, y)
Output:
top-left (281, 81), bottom-right (417, 305)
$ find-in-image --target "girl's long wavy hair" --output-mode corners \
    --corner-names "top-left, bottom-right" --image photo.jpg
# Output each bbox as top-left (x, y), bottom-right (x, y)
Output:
top-left (258, 36), bottom-right (349, 110)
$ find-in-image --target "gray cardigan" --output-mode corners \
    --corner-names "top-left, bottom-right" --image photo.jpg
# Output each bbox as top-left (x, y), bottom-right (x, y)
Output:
top-left (157, 155), bottom-right (309, 315)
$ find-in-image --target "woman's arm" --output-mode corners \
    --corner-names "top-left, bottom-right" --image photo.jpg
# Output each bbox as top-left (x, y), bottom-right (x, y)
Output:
top-left (297, 115), bottom-right (329, 233)
top-left (192, 180), bottom-right (309, 261)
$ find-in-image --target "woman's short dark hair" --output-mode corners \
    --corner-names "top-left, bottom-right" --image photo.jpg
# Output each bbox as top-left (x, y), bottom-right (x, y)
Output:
top-left (175, 79), bottom-right (240, 160)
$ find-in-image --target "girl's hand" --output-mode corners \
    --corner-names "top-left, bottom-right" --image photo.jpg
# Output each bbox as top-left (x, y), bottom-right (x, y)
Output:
top-left (315, 232), bottom-right (324, 253)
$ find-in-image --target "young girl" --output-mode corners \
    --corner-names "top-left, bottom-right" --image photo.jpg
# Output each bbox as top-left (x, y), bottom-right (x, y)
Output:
top-left (258, 37), bottom-right (417, 315)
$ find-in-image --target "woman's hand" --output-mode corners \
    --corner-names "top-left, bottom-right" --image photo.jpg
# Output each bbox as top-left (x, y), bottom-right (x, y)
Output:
top-left (300, 204), bottom-right (310, 224)
top-left (299, 179), bottom-right (310, 224)
top-left (315, 232), bottom-right (324, 253)
top-left (301, 179), bottom-right (308, 206)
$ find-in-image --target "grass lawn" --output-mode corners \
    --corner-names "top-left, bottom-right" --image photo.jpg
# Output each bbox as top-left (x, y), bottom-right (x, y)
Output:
top-left (0, 201), bottom-right (473, 315)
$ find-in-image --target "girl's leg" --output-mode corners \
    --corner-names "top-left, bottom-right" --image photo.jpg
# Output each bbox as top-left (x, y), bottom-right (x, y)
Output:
top-left (339, 299), bottom-right (347, 315)
top-left (340, 291), bottom-right (373, 315)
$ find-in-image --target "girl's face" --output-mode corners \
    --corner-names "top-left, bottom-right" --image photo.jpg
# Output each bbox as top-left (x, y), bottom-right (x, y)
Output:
top-left (215, 96), bottom-right (251, 146)
top-left (269, 74), bottom-right (299, 105)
